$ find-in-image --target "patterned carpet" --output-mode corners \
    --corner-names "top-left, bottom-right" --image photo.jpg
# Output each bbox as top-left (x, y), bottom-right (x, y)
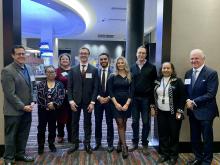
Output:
top-left (0, 109), bottom-right (220, 164)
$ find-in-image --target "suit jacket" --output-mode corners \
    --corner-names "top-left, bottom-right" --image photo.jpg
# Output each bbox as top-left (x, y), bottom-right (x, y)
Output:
top-left (1, 62), bottom-right (36, 116)
top-left (185, 65), bottom-right (219, 120)
top-left (97, 67), bottom-right (112, 98)
top-left (67, 63), bottom-right (99, 106)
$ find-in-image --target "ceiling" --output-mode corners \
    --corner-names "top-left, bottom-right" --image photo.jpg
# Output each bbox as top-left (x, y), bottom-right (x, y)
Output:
top-left (21, 0), bottom-right (157, 41)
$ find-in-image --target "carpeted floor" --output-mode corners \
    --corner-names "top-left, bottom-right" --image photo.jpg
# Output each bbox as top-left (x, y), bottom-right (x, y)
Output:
top-left (0, 109), bottom-right (220, 164)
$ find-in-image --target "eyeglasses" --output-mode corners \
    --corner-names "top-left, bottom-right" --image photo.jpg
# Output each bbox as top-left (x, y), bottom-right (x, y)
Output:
top-left (46, 71), bottom-right (56, 74)
top-left (15, 53), bottom-right (25, 56)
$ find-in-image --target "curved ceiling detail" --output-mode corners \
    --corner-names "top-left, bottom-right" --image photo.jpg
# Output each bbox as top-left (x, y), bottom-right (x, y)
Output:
top-left (21, 0), bottom-right (87, 38)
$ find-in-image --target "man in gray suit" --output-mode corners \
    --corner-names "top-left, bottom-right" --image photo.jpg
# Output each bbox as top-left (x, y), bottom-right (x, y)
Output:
top-left (67, 47), bottom-right (99, 154)
top-left (1, 45), bottom-right (36, 164)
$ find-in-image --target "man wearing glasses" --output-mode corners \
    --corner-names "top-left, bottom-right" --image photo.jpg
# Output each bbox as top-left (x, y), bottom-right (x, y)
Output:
top-left (67, 47), bottom-right (99, 154)
top-left (1, 45), bottom-right (37, 164)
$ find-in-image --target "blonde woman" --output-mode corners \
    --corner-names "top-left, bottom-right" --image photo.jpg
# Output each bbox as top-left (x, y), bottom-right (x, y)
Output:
top-left (108, 56), bottom-right (133, 159)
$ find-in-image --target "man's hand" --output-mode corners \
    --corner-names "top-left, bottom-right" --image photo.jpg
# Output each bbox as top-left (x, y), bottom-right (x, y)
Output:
top-left (70, 100), bottom-right (78, 112)
top-left (23, 105), bottom-right (33, 112)
top-left (98, 97), bottom-right (110, 104)
top-left (87, 103), bottom-right (94, 113)
top-left (186, 99), bottom-right (194, 110)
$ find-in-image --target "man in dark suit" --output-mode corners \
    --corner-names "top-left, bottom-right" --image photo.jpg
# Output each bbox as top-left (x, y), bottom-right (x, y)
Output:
top-left (129, 45), bottom-right (157, 155)
top-left (93, 53), bottom-right (114, 152)
top-left (67, 47), bottom-right (99, 154)
top-left (185, 49), bottom-right (219, 165)
top-left (1, 45), bottom-right (36, 164)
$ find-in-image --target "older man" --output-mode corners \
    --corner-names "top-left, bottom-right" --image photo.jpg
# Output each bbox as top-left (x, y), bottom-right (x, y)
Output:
top-left (185, 49), bottom-right (219, 165)
top-left (1, 45), bottom-right (36, 164)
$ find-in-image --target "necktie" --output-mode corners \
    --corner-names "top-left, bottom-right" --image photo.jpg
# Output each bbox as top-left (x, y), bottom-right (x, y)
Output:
top-left (101, 69), bottom-right (106, 92)
top-left (81, 65), bottom-right (86, 78)
top-left (192, 69), bottom-right (198, 87)
top-left (21, 67), bottom-right (30, 84)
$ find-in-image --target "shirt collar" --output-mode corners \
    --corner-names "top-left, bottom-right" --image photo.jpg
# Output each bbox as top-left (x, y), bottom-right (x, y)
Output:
top-left (136, 59), bottom-right (146, 67)
top-left (193, 64), bottom-right (204, 72)
top-left (101, 66), bottom-right (108, 71)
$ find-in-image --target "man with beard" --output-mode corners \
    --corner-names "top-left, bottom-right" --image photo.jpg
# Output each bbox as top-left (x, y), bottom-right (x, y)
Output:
top-left (93, 53), bottom-right (114, 152)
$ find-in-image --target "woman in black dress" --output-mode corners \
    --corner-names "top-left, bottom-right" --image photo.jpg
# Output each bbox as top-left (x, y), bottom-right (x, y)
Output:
top-left (108, 56), bottom-right (133, 159)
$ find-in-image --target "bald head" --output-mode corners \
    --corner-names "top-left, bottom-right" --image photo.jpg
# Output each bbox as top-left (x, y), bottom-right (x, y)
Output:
top-left (190, 49), bottom-right (205, 69)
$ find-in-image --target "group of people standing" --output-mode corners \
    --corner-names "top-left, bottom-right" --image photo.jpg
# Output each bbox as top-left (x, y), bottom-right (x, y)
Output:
top-left (1, 45), bottom-right (218, 165)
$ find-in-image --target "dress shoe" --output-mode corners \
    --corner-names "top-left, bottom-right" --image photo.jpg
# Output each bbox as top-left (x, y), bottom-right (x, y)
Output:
top-left (107, 145), bottom-right (114, 153)
top-left (157, 156), bottom-right (169, 164)
top-left (84, 144), bottom-right (93, 154)
top-left (93, 143), bottom-right (101, 151)
top-left (67, 144), bottom-right (79, 154)
top-left (57, 137), bottom-right (64, 143)
top-left (122, 145), bottom-right (128, 159)
top-left (49, 144), bottom-right (57, 152)
top-left (187, 159), bottom-right (202, 165)
top-left (15, 155), bottom-right (34, 162)
top-left (128, 143), bottom-right (138, 152)
top-left (142, 145), bottom-right (149, 155)
top-left (169, 158), bottom-right (177, 165)
top-left (4, 159), bottom-right (15, 165)
top-left (116, 142), bottom-right (122, 153)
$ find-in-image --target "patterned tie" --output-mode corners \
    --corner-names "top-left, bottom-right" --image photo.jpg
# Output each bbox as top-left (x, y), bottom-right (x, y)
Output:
top-left (101, 69), bottom-right (106, 92)
top-left (81, 65), bottom-right (86, 78)
top-left (191, 69), bottom-right (198, 87)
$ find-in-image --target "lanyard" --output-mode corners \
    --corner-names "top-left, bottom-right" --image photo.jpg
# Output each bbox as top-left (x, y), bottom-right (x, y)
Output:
top-left (162, 77), bottom-right (170, 103)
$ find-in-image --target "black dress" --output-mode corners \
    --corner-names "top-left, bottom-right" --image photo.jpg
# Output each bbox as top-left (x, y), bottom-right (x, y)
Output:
top-left (108, 74), bottom-right (133, 118)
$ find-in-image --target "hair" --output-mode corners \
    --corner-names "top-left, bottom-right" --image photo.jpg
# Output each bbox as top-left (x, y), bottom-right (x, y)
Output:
top-left (79, 47), bottom-right (90, 55)
top-left (58, 53), bottom-right (71, 66)
top-left (114, 56), bottom-right (131, 82)
top-left (99, 52), bottom-right (110, 59)
top-left (190, 49), bottom-right (206, 59)
top-left (11, 45), bottom-right (25, 54)
top-left (137, 45), bottom-right (147, 52)
top-left (44, 65), bottom-right (56, 73)
top-left (159, 62), bottom-right (177, 78)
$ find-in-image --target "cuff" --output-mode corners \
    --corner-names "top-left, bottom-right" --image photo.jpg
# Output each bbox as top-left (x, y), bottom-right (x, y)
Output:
top-left (90, 101), bottom-right (95, 105)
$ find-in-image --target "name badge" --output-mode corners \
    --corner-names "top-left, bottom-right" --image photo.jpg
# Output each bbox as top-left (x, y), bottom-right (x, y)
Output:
top-left (86, 73), bottom-right (92, 78)
top-left (61, 72), bottom-right (68, 77)
top-left (184, 79), bottom-right (191, 85)
top-left (30, 75), bottom-right (35, 82)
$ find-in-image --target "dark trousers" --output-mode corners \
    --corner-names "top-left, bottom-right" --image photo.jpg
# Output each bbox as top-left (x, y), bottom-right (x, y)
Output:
top-left (189, 114), bottom-right (214, 164)
top-left (57, 121), bottom-right (72, 141)
top-left (71, 105), bottom-right (92, 144)
top-left (131, 97), bottom-right (150, 146)
top-left (94, 102), bottom-right (114, 146)
top-left (37, 107), bottom-right (57, 146)
top-left (4, 112), bottom-right (32, 161)
top-left (157, 110), bottom-right (182, 160)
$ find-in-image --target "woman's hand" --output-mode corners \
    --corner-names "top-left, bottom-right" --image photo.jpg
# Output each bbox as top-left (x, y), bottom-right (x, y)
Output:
top-left (47, 102), bottom-right (55, 110)
top-left (115, 102), bottom-right (123, 111)
top-left (122, 103), bottom-right (129, 111)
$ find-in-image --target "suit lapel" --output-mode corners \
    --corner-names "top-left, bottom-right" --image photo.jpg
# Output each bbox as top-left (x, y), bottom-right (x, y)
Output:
top-left (192, 66), bottom-right (206, 90)
top-left (13, 63), bottom-right (30, 86)
top-left (76, 65), bottom-right (82, 82)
